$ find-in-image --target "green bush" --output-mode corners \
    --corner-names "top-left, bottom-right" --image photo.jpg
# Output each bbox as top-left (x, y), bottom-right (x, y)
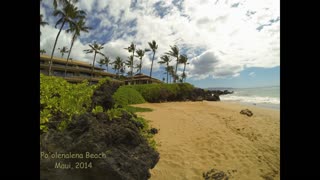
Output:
top-left (127, 83), bottom-right (195, 103)
top-left (40, 73), bottom-right (94, 132)
top-left (113, 86), bottom-right (146, 106)
top-left (124, 106), bottom-right (153, 113)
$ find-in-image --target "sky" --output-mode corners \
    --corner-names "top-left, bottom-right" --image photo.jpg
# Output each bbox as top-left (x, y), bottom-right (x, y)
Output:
top-left (40, 0), bottom-right (280, 88)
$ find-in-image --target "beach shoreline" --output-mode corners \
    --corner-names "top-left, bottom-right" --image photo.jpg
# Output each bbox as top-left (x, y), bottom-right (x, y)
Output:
top-left (134, 101), bottom-right (280, 180)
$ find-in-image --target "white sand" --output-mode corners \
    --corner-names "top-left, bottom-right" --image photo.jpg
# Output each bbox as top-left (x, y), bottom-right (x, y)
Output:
top-left (134, 101), bottom-right (280, 180)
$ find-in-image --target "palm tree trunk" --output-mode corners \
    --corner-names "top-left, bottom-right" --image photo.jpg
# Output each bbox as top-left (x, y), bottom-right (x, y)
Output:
top-left (90, 52), bottom-right (97, 83)
top-left (49, 20), bottom-right (66, 76)
top-left (174, 57), bottom-right (179, 83)
top-left (106, 65), bottom-right (108, 72)
top-left (64, 33), bottom-right (76, 77)
top-left (183, 63), bottom-right (186, 82)
top-left (132, 51), bottom-right (135, 76)
top-left (166, 64), bottom-right (169, 84)
top-left (149, 52), bottom-right (155, 79)
top-left (139, 58), bottom-right (142, 74)
top-left (131, 51), bottom-right (135, 84)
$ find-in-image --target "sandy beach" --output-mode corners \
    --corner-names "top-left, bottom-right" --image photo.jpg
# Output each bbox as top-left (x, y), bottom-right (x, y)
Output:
top-left (134, 101), bottom-right (280, 180)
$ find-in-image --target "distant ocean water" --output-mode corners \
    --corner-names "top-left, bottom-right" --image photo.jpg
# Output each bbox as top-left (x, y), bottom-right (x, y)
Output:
top-left (208, 86), bottom-right (280, 110)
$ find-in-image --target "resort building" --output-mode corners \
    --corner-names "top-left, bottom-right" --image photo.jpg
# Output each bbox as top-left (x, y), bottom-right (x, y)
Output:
top-left (40, 54), bottom-right (163, 84)
top-left (124, 73), bottom-right (163, 85)
top-left (40, 54), bottom-right (116, 83)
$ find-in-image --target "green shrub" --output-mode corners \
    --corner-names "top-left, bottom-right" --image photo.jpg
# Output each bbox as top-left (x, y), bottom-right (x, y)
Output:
top-left (92, 106), bottom-right (104, 114)
top-left (106, 108), bottom-right (124, 120)
top-left (124, 106), bottom-right (153, 113)
top-left (40, 73), bottom-right (94, 132)
top-left (127, 83), bottom-right (195, 103)
top-left (113, 86), bottom-right (146, 106)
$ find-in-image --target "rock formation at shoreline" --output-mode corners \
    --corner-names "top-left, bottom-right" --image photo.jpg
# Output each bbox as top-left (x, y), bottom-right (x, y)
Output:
top-left (190, 88), bottom-right (233, 102)
top-left (40, 112), bottom-right (159, 180)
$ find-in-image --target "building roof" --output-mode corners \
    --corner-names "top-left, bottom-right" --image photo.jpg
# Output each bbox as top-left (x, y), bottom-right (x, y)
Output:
top-left (40, 54), bottom-right (104, 70)
top-left (125, 73), bottom-right (163, 83)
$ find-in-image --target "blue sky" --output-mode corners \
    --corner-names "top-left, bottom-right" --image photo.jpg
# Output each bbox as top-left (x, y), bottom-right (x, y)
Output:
top-left (40, 0), bottom-right (280, 88)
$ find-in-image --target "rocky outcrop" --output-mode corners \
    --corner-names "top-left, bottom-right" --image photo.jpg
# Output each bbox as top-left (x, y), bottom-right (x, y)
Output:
top-left (91, 80), bottom-right (123, 111)
top-left (205, 94), bottom-right (220, 101)
top-left (40, 112), bottom-right (159, 180)
top-left (240, 109), bottom-right (253, 117)
top-left (190, 88), bottom-right (224, 101)
top-left (203, 168), bottom-right (229, 180)
top-left (210, 90), bottom-right (234, 95)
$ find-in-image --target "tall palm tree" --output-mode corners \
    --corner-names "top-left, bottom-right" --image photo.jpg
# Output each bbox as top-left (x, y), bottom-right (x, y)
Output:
top-left (40, 49), bottom-right (46, 55)
top-left (40, 14), bottom-right (48, 36)
top-left (98, 58), bottom-right (105, 68)
top-left (126, 55), bottom-right (134, 77)
top-left (165, 45), bottom-right (180, 83)
top-left (124, 42), bottom-right (136, 79)
top-left (101, 56), bottom-right (111, 72)
top-left (135, 49), bottom-right (145, 74)
top-left (48, 3), bottom-right (86, 75)
top-left (58, 46), bottom-right (69, 58)
top-left (179, 54), bottom-right (189, 82)
top-left (147, 40), bottom-right (158, 79)
top-left (158, 55), bottom-right (171, 83)
top-left (112, 56), bottom-right (123, 78)
top-left (83, 42), bottom-right (104, 82)
top-left (64, 18), bottom-right (90, 77)
top-left (167, 66), bottom-right (174, 84)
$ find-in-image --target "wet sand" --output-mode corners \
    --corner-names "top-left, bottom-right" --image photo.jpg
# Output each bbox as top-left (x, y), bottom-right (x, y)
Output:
top-left (134, 101), bottom-right (280, 180)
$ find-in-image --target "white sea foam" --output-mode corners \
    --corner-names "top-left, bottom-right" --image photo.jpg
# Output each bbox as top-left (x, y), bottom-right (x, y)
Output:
top-left (220, 94), bottom-right (280, 105)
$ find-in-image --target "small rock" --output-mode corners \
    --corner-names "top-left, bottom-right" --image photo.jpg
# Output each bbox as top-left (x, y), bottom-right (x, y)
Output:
top-left (240, 109), bottom-right (253, 117)
top-left (203, 168), bottom-right (229, 180)
top-left (148, 128), bottom-right (158, 134)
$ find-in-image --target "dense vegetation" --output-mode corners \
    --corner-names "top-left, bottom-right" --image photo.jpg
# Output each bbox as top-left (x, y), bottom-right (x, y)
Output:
top-left (126, 83), bottom-right (195, 103)
top-left (112, 86), bottom-right (146, 106)
top-left (40, 73), bottom-right (94, 132)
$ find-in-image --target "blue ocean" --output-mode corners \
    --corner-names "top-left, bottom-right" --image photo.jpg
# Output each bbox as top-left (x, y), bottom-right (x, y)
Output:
top-left (209, 86), bottom-right (280, 110)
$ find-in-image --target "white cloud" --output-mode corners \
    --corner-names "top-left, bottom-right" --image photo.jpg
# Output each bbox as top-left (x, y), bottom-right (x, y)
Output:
top-left (40, 0), bottom-right (280, 79)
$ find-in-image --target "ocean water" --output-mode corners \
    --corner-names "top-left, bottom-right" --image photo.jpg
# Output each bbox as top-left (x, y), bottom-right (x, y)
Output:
top-left (210, 86), bottom-right (280, 110)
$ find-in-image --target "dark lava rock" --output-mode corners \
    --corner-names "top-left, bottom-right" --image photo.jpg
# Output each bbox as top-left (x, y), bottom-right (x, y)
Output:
top-left (203, 168), bottom-right (229, 180)
top-left (91, 80), bottom-right (123, 111)
top-left (240, 109), bottom-right (253, 117)
top-left (148, 128), bottom-right (158, 135)
top-left (190, 88), bottom-right (206, 101)
top-left (40, 112), bottom-right (159, 180)
top-left (205, 94), bottom-right (220, 101)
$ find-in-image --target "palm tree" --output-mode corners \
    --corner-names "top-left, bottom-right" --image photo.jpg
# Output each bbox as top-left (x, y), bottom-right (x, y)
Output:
top-left (126, 55), bottom-right (134, 77)
top-left (158, 55), bottom-right (171, 83)
top-left (64, 18), bottom-right (90, 77)
top-left (135, 49), bottom-right (145, 74)
top-left (98, 58), bottom-right (105, 68)
top-left (58, 46), bottom-right (69, 58)
top-left (124, 43), bottom-right (136, 79)
top-left (167, 66), bottom-right (174, 83)
top-left (40, 49), bottom-right (46, 55)
top-left (48, 3), bottom-right (86, 76)
top-left (112, 56), bottom-right (123, 79)
top-left (181, 72), bottom-right (187, 82)
top-left (165, 45), bottom-right (180, 83)
top-left (179, 54), bottom-right (189, 82)
top-left (83, 42), bottom-right (104, 82)
top-left (147, 40), bottom-right (158, 80)
top-left (102, 56), bottom-right (111, 72)
top-left (40, 14), bottom-right (48, 36)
